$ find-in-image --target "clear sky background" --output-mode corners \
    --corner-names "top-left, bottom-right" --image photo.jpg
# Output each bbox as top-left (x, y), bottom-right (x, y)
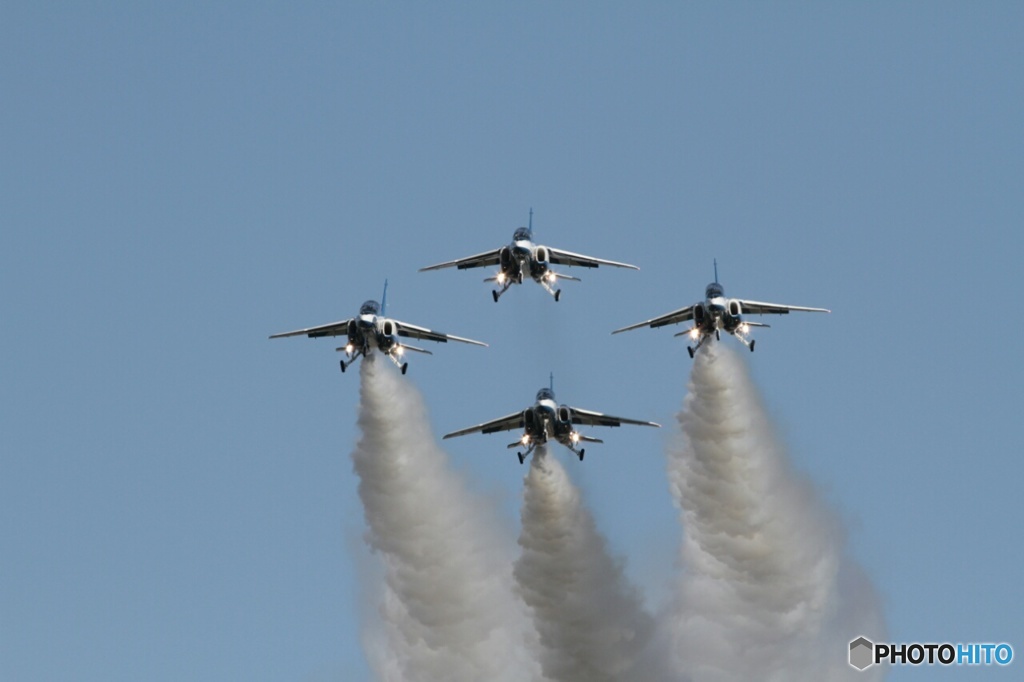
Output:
top-left (3, 3), bottom-right (1022, 680)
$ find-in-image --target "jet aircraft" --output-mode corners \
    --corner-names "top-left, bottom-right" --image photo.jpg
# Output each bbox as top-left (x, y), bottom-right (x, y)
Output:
top-left (612, 261), bottom-right (830, 357)
top-left (419, 209), bottom-right (639, 301)
top-left (442, 376), bottom-right (660, 463)
top-left (270, 281), bottom-right (487, 374)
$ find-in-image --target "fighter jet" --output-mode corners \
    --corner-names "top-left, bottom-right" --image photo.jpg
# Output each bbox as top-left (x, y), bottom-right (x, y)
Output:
top-left (270, 281), bottom-right (487, 374)
top-left (612, 261), bottom-right (830, 357)
top-left (442, 376), bottom-right (660, 463)
top-left (419, 209), bottom-right (639, 302)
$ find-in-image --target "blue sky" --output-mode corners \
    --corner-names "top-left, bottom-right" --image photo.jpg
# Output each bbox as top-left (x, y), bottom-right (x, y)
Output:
top-left (3, 3), bottom-right (1022, 680)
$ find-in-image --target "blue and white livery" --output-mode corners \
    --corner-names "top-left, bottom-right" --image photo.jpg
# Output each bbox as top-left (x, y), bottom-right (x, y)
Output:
top-left (443, 375), bottom-right (659, 463)
top-left (270, 281), bottom-right (487, 375)
top-left (420, 209), bottom-right (639, 302)
top-left (612, 261), bottom-right (830, 357)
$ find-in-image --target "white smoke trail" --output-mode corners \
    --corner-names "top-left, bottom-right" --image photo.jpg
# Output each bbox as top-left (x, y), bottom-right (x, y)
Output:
top-left (514, 447), bottom-right (656, 682)
top-left (352, 356), bottom-right (542, 682)
top-left (666, 344), bottom-right (886, 681)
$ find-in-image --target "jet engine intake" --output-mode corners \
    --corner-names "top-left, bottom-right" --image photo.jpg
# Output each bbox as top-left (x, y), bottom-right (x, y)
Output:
top-left (693, 303), bottom-right (707, 326)
top-left (728, 299), bottom-right (742, 317)
top-left (499, 245), bottom-right (513, 270)
top-left (523, 408), bottom-right (537, 432)
top-left (530, 245), bottom-right (550, 279)
top-left (557, 405), bottom-right (573, 425)
top-left (381, 320), bottom-right (396, 337)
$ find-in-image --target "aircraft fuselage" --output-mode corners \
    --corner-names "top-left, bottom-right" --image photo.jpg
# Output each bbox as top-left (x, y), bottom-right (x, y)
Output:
top-left (345, 304), bottom-right (401, 358)
top-left (693, 290), bottom-right (747, 335)
top-left (684, 287), bottom-right (755, 356)
top-left (500, 235), bottom-right (552, 285)
top-left (520, 391), bottom-right (580, 451)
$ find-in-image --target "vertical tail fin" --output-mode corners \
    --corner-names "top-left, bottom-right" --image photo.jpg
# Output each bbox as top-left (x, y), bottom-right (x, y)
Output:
top-left (528, 207), bottom-right (534, 235)
top-left (549, 371), bottom-right (554, 392)
top-left (714, 258), bottom-right (719, 284)
top-left (381, 279), bottom-right (389, 316)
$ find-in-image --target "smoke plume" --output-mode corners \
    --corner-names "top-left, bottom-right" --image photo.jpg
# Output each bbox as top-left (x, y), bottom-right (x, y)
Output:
top-left (514, 447), bottom-right (656, 682)
top-left (344, 343), bottom-right (885, 681)
top-left (352, 356), bottom-right (542, 682)
top-left (665, 344), bottom-right (886, 681)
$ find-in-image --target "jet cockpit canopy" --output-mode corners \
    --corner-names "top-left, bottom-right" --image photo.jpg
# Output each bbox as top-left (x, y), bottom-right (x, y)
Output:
top-left (535, 387), bottom-right (555, 403)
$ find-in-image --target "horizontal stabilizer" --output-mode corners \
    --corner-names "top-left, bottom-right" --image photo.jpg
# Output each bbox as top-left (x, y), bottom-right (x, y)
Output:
top-left (550, 271), bottom-right (581, 282)
top-left (673, 327), bottom-right (699, 338)
top-left (577, 434), bottom-right (604, 444)
top-left (507, 440), bottom-right (523, 449)
top-left (399, 343), bottom-right (433, 355)
top-left (743, 321), bottom-right (771, 328)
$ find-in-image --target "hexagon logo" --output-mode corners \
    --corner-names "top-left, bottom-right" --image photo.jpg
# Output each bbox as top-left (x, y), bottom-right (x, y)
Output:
top-left (849, 636), bottom-right (874, 670)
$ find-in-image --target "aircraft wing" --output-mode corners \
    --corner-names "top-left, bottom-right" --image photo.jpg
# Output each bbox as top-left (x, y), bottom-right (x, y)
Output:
top-left (419, 248), bottom-right (502, 272)
top-left (393, 319), bottom-right (488, 347)
top-left (611, 305), bottom-right (696, 334)
top-left (269, 319), bottom-right (353, 339)
top-left (547, 247), bottom-right (639, 270)
top-left (443, 411), bottom-right (525, 439)
top-left (566, 406), bottom-right (661, 429)
top-left (736, 299), bottom-right (831, 316)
